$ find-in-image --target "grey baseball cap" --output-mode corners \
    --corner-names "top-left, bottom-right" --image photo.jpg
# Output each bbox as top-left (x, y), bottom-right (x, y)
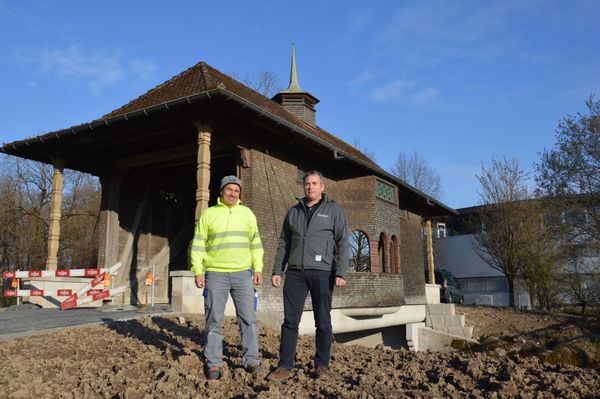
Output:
top-left (220, 175), bottom-right (242, 191)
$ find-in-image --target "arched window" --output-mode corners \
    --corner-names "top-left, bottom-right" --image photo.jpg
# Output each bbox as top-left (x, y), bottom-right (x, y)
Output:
top-left (349, 230), bottom-right (370, 272)
top-left (378, 233), bottom-right (389, 273)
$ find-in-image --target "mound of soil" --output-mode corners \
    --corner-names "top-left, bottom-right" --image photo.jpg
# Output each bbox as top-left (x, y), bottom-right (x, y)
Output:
top-left (459, 306), bottom-right (600, 369)
top-left (0, 306), bottom-right (598, 398)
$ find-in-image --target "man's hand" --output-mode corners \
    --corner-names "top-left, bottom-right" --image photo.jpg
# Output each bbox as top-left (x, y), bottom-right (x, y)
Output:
top-left (271, 275), bottom-right (282, 287)
top-left (335, 277), bottom-right (346, 288)
top-left (195, 274), bottom-right (205, 289)
top-left (253, 271), bottom-right (263, 286)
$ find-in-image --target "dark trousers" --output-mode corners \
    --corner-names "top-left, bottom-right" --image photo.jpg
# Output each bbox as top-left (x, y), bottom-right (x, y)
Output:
top-left (278, 269), bottom-right (334, 369)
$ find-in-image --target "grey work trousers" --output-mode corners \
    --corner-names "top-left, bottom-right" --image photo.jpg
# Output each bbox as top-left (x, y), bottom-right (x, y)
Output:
top-left (203, 270), bottom-right (260, 369)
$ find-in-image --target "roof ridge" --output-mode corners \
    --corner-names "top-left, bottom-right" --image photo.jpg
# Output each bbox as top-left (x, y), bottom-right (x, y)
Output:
top-left (198, 62), bottom-right (212, 90)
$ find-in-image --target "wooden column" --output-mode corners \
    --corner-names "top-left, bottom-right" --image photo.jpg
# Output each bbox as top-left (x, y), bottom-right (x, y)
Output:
top-left (195, 123), bottom-right (212, 220)
top-left (426, 220), bottom-right (435, 284)
top-left (46, 159), bottom-right (64, 270)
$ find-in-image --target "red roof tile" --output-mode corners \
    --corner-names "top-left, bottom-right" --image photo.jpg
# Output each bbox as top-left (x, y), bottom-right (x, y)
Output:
top-left (104, 61), bottom-right (378, 167)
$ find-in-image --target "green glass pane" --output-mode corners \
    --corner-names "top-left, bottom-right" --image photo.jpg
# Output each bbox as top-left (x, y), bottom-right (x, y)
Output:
top-left (376, 181), bottom-right (395, 202)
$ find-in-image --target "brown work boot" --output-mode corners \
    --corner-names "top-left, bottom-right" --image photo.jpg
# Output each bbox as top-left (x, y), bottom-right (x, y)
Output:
top-left (315, 367), bottom-right (330, 380)
top-left (267, 367), bottom-right (291, 381)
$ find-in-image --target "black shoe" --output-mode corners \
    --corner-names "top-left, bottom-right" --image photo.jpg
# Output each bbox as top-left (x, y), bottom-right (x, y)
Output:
top-left (245, 362), bottom-right (263, 374)
top-left (206, 366), bottom-right (222, 380)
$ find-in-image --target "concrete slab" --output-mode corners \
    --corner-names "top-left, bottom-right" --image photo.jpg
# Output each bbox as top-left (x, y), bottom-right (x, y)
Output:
top-left (426, 303), bottom-right (455, 315)
top-left (426, 314), bottom-right (466, 328)
top-left (418, 326), bottom-right (478, 352)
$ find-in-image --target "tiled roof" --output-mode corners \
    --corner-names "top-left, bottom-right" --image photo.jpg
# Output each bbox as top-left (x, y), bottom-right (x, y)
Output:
top-left (104, 62), bottom-right (377, 167)
top-left (1, 60), bottom-right (455, 216)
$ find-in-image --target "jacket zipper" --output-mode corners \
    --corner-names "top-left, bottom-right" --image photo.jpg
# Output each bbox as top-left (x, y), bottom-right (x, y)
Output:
top-left (301, 198), bottom-right (325, 271)
top-left (301, 200), bottom-right (307, 270)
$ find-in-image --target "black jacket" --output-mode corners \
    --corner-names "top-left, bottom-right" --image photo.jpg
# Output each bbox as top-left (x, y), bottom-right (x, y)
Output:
top-left (273, 193), bottom-right (349, 279)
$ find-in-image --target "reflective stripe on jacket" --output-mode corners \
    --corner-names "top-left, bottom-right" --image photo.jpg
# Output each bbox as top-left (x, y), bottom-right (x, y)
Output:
top-left (190, 197), bottom-right (264, 275)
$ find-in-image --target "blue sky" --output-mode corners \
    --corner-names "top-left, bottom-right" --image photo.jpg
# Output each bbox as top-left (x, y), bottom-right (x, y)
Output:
top-left (1, 0), bottom-right (598, 209)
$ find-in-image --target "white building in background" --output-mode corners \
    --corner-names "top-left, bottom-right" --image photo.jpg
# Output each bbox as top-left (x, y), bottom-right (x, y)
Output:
top-left (432, 207), bottom-right (531, 309)
top-left (433, 199), bottom-right (598, 310)
top-left (433, 233), bottom-right (531, 308)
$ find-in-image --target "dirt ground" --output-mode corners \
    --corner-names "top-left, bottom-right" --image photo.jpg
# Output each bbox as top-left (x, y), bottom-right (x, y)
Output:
top-left (0, 306), bottom-right (599, 399)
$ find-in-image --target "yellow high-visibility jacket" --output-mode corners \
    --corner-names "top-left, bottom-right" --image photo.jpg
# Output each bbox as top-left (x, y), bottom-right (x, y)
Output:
top-left (190, 197), bottom-right (263, 275)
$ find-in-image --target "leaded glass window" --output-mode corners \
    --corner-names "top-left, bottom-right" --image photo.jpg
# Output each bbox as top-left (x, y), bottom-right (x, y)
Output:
top-left (376, 180), bottom-right (395, 202)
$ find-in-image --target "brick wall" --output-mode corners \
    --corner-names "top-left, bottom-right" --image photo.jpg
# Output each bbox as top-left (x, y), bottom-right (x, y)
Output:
top-left (243, 150), bottom-right (422, 310)
top-left (400, 211), bottom-right (427, 303)
top-left (282, 103), bottom-right (316, 126)
top-left (332, 273), bottom-right (404, 308)
top-left (95, 145), bottom-right (429, 309)
top-left (242, 149), bottom-right (306, 311)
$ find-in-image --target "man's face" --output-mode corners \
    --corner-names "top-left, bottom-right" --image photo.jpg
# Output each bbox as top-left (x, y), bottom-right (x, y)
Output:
top-left (221, 184), bottom-right (240, 207)
top-left (304, 174), bottom-right (325, 202)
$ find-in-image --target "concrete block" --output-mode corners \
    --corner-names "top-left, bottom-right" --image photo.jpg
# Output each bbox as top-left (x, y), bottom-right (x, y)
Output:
top-left (425, 284), bottom-right (440, 304)
top-left (406, 322), bottom-right (425, 352)
top-left (425, 316), bottom-right (433, 328)
top-left (417, 326), bottom-right (478, 352)
top-left (257, 309), bottom-right (284, 331)
top-left (426, 315), bottom-right (445, 328)
top-left (169, 271), bottom-right (236, 315)
top-left (442, 315), bottom-right (465, 328)
top-left (444, 326), bottom-right (473, 339)
top-left (426, 303), bottom-right (455, 315)
top-left (427, 314), bottom-right (466, 329)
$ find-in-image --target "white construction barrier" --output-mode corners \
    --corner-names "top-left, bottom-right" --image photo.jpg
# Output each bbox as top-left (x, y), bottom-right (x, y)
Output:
top-left (1, 262), bottom-right (123, 311)
top-left (60, 262), bottom-right (122, 310)
top-left (3, 289), bottom-right (74, 297)
top-left (4, 268), bottom-right (111, 278)
top-left (61, 286), bottom-right (128, 310)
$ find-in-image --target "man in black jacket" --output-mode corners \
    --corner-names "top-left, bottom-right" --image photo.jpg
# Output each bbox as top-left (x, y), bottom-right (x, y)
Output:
top-left (268, 170), bottom-right (349, 381)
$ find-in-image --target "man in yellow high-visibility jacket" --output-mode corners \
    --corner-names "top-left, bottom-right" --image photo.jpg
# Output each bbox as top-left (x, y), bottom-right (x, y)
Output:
top-left (191, 175), bottom-right (264, 380)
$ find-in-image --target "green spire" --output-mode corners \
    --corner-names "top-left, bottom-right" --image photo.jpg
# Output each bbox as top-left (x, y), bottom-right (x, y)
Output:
top-left (285, 43), bottom-right (302, 92)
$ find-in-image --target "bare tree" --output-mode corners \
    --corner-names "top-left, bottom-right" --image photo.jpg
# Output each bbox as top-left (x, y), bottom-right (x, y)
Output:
top-left (244, 70), bottom-right (281, 98)
top-left (0, 156), bottom-right (100, 273)
top-left (473, 157), bottom-right (533, 308)
top-left (349, 230), bottom-right (370, 272)
top-left (352, 139), bottom-right (377, 162)
top-left (225, 69), bottom-right (282, 98)
top-left (562, 247), bottom-right (600, 315)
top-left (391, 151), bottom-right (444, 200)
top-left (519, 199), bottom-right (564, 311)
top-left (58, 170), bottom-right (100, 268)
top-left (0, 157), bottom-right (51, 271)
top-left (535, 95), bottom-right (600, 314)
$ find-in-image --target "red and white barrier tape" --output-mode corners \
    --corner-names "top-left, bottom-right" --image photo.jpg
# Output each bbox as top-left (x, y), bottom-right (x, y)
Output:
top-left (61, 286), bottom-right (127, 310)
top-left (4, 269), bottom-right (106, 278)
top-left (2, 288), bottom-right (107, 297)
top-left (1, 262), bottom-right (123, 307)
top-left (59, 263), bottom-right (123, 310)
top-left (65, 262), bottom-right (121, 298)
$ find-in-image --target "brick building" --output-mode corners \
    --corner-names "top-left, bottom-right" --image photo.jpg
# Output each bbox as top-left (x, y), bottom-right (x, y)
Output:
top-left (1, 52), bottom-right (455, 339)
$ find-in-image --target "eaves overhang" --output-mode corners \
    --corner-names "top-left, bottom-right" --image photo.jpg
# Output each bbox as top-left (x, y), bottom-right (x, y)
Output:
top-left (1, 87), bottom-right (456, 216)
